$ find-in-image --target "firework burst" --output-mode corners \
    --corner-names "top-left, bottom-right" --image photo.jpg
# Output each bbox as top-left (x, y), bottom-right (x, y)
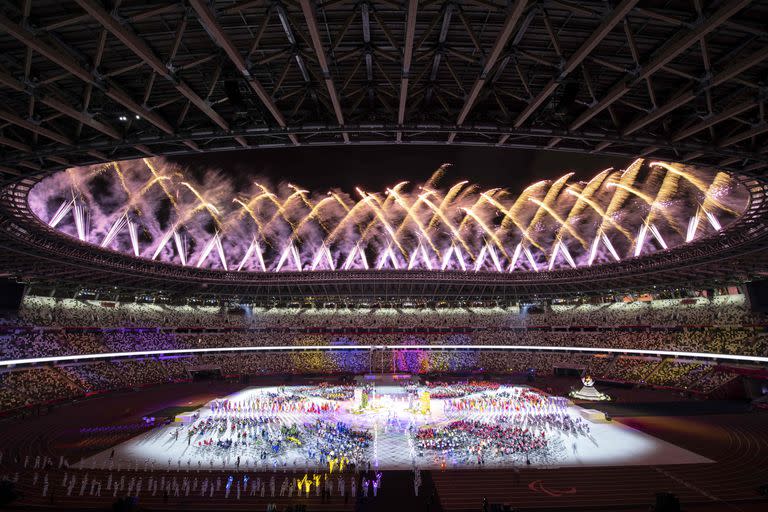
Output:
top-left (28, 158), bottom-right (748, 273)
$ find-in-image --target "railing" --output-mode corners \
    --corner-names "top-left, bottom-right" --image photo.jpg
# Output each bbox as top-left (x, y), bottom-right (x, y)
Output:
top-left (2, 344), bottom-right (767, 369)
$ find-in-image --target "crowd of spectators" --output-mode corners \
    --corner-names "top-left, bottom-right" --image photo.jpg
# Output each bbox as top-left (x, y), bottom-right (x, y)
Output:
top-left (693, 369), bottom-right (740, 392)
top-left (608, 357), bottom-right (659, 383)
top-left (4, 327), bottom-right (766, 362)
top-left (646, 360), bottom-right (703, 387)
top-left (0, 350), bottom-right (742, 412)
top-left (13, 294), bottom-right (763, 329)
top-left (0, 367), bottom-right (82, 411)
top-left (0, 293), bottom-right (760, 412)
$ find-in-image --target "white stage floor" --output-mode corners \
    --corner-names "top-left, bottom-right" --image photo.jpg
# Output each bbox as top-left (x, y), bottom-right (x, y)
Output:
top-left (77, 384), bottom-right (711, 471)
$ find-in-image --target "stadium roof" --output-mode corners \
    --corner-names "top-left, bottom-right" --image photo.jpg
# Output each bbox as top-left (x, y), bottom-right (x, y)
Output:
top-left (1, 0), bottom-right (768, 301)
top-left (0, 0), bottom-right (767, 179)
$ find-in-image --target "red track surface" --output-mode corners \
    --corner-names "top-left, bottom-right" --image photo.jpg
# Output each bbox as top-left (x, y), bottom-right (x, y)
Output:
top-left (0, 380), bottom-right (767, 511)
top-left (431, 413), bottom-right (768, 511)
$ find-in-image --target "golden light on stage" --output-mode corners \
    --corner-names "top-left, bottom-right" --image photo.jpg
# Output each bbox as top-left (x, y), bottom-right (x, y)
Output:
top-left (326, 194), bottom-right (371, 243)
top-left (109, 161), bottom-right (131, 197)
top-left (425, 162), bottom-right (452, 189)
top-left (233, 198), bottom-right (270, 246)
top-left (457, 187), bottom-right (500, 232)
top-left (556, 169), bottom-right (611, 243)
top-left (357, 189), bottom-right (406, 255)
top-left (419, 390), bottom-right (431, 415)
top-left (518, 173), bottom-right (575, 256)
top-left (359, 183), bottom-right (407, 242)
top-left (293, 196), bottom-right (334, 235)
top-left (643, 166), bottom-right (685, 237)
top-left (261, 189), bottom-right (305, 232)
top-left (606, 180), bottom-right (683, 240)
top-left (606, 181), bottom-right (655, 206)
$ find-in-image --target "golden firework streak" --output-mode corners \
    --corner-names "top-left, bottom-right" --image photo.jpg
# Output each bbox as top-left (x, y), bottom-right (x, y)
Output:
top-left (461, 208), bottom-right (508, 258)
top-left (565, 188), bottom-right (633, 241)
top-left (480, 192), bottom-right (545, 251)
top-left (418, 195), bottom-right (475, 258)
top-left (650, 161), bottom-right (737, 215)
top-left (527, 197), bottom-right (588, 248)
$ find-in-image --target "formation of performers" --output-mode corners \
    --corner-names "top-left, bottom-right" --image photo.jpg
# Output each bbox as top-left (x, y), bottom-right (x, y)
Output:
top-left (187, 416), bottom-right (276, 441)
top-left (304, 420), bottom-right (372, 467)
top-left (210, 393), bottom-right (340, 415)
top-left (416, 420), bottom-right (549, 462)
top-left (425, 381), bottom-right (500, 399)
top-left (525, 412), bottom-right (591, 436)
top-left (443, 389), bottom-right (569, 414)
top-left (184, 410), bottom-right (373, 472)
top-left (416, 388), bottom-right (590, 464)
top-left (0, 450), bottom-right (384, 504)
top-left (77, 384), bottom-right (601, 476)
top-left (0, 383), bottom-right (610, 509)
top-left (299, 385), bottom-right (355, 401)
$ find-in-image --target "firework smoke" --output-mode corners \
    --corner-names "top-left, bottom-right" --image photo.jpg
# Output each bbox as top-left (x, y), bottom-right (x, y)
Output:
top-left (27, 158), bottom-right (748, 273)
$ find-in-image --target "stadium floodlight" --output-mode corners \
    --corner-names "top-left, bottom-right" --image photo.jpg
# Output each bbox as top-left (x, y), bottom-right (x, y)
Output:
top-left (488, 244), bottom-right (503, 272)
top-left (215, 233), bottom-right (229, 270)
top-left (102, 214), bottom-right (127, 248)
top-left (239, 239), bottom-right (261, 271)
top-left (548, 242), bottom-right (561, 271)
top-left (560, 242), bottom-right (577, 268)
top-left (649, 224), bottom-right (668, 250)
top-left (152, 228), bottom-right (175, 261)
top-left (454, 245), bottom-right (467, 272)
top-left (276, 243), bottom-right (295, 272)
top-left (588, 234), bottom-right (600, 266)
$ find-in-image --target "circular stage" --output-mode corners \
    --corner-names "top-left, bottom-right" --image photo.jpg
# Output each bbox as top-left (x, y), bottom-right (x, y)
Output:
top-left (77, 381), bottom-right (708, 471)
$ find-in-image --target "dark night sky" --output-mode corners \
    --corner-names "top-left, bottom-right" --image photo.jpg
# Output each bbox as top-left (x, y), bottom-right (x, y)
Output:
top-left (170, 146), bottom-right (629, 194)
